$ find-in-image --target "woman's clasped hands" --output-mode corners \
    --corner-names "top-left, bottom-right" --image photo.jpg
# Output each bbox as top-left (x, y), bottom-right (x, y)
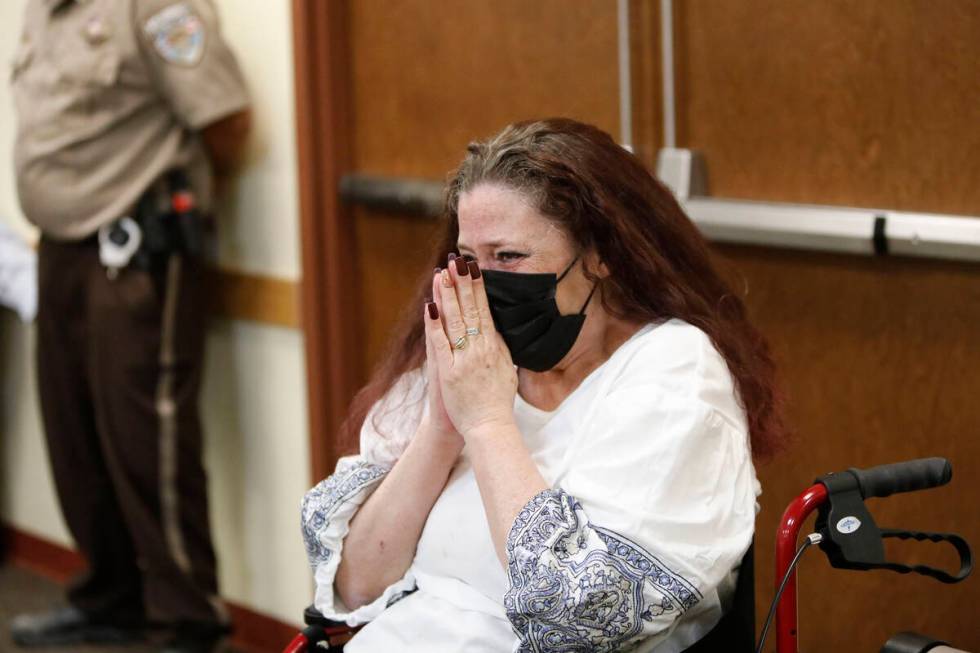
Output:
top-left (424, 254), bottom-right (518, 441)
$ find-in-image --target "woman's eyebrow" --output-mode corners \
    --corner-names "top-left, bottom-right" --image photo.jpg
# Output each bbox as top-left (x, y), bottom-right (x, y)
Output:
top-left (457, 240), bottom-right (519, 251)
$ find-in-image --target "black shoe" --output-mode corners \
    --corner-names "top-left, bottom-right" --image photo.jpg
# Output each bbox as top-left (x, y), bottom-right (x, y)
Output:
top-left (10, 606), bottom-right (145, 647)
top-left (159, 622), bottom-right (228, 653)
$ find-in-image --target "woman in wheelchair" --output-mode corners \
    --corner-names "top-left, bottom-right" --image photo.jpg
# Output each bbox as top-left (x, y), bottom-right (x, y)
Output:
top-left (301, 118), bottom-right (784, 652)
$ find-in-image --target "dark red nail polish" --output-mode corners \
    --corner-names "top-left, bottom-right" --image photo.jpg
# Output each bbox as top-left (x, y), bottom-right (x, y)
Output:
top-left (455, 257), bottom-right (469, 276)
top-left (468, 260), bottom-right (481, 279)
top-left (426, 302), bottom-right (439, 320)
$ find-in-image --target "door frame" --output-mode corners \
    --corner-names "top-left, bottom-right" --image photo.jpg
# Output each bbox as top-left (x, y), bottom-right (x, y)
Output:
top-left (292, 0), bottom-right (358, 482)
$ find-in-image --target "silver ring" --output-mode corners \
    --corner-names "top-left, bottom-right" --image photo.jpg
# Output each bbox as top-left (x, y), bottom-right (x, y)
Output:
top-left (465, 327), bottom-right (481, 336)
top-left (453, 335), bottom-right (468, 350)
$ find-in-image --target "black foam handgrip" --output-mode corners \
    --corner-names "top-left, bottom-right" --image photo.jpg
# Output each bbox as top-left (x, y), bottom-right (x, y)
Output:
top-left (879, 631), bottom-right (949, 653)
top-left (849, 458), bottom-right (952, 499)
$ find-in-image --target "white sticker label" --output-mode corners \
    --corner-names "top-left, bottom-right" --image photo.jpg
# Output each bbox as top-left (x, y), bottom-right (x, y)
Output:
top-left (836, 516), bottom-right (862, 534)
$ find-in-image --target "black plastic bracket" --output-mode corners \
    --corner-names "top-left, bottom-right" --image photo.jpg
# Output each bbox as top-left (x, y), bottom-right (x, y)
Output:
top-left (873, 215), bottom-right (889, 255)
top-left (814, 471), bottom-right (885, 570)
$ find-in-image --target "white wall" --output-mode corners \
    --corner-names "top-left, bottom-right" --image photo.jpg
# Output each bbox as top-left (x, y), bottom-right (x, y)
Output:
top-left (203, 321), bottom-right (311, 623)
top-left (214, 0), bottom-right (302, 280)
top-left (0, 0), bottom-right (312, 626)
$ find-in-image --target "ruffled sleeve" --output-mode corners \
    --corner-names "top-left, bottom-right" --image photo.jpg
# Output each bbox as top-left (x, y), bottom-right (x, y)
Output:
top-left (504, 327), bottom-right (759, 652)
top-left (300, 369), bottom-right (426, 625)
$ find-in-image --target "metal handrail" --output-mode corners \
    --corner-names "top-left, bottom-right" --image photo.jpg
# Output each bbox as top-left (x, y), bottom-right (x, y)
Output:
top-left (339, 173), bottom-right (980, 263)
top-left (338, 175), bottom-right (444, 217)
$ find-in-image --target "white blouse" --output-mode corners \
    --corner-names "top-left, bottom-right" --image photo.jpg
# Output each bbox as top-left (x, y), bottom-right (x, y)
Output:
top-left (301, 320), bottom-right (760, 652)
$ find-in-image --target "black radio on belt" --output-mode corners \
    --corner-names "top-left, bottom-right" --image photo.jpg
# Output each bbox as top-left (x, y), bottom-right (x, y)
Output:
top-left (134, 169), bottom-right (205, 264)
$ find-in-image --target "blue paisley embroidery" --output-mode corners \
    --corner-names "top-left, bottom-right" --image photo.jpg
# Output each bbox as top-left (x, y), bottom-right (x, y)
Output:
top-left (504, 489), bottom-right (702, 652)
top-left (301, 460), bottom-right (389, 567)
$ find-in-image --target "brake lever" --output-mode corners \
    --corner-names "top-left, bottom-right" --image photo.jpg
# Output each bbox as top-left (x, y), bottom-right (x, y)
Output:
top-left (813, 471), bottom-right (973, 583)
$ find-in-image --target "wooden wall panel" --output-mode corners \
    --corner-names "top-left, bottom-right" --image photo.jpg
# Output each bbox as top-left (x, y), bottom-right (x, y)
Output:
top-left (351, 207), bottom-right (443, 382)
top-left (671, 2), bottom-right (980, 648)
top-left (675, 0), bottom-right (980, 214)
top-left (348, 0), bottom-right (621, 178)
top-left (713, 247), bottom-right (980, 650)
top-left (628, 0), bottom-right (663, 168)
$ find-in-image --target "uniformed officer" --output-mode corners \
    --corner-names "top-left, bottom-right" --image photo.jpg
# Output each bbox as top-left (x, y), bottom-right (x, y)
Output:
top-left (9, 1), bottom-right (250, 651)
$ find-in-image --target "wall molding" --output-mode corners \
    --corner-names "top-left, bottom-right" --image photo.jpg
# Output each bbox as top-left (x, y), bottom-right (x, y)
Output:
top-left (210, 268), bottom-right (300, 329)
top-left (0, 525), bottom-right (301, 653)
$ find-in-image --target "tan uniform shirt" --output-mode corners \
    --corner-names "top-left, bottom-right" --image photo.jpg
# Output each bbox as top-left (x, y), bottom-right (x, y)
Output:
top-left (11, 0), bottom-right (249, 240)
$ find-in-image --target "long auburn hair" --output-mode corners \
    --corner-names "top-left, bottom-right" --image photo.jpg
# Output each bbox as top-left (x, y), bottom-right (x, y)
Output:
top-left (341, 118), bottom-right (786, 460)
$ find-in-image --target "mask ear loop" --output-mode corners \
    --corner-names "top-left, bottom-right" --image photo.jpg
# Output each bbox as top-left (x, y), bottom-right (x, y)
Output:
top-left (578, 283), bottom-right (598, 314)
top-left (556, 256), bottom-right (580, 282)
top-left (556, 255), bottom-right (598, 315)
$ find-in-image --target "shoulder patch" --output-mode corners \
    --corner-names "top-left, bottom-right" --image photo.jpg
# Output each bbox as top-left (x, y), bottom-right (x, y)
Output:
top-left (144, 3), bottom-right (206, 67)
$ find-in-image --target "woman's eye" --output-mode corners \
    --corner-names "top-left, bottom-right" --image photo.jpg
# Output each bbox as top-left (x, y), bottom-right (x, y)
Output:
top-left (495, 251), bottom-right (525, 262)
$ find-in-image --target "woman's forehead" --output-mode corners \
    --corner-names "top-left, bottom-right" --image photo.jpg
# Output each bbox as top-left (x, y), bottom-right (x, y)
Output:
top-left (457, 184), bottom-right (563, 249)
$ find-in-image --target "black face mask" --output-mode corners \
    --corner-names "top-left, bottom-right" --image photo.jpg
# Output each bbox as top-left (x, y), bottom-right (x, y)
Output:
top-left (481, 257), bottom-right (597, 372)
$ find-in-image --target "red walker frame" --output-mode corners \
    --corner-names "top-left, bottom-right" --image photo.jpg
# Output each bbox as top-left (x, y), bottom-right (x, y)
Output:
top-left (774, 483), bottom-right (829, 653)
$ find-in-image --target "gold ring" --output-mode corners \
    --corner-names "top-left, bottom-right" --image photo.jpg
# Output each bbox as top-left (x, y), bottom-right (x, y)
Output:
top-left (453, 335), bottom-right (468, 350)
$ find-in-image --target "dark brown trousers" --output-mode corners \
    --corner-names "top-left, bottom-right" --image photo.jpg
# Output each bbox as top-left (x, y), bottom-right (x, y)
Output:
top-left (35, 237), bottom-right (224, 628)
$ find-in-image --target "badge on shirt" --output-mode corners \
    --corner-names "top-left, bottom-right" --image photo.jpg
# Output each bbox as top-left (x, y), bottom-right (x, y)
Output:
top-left (144, 3), bottom-right (206, 66)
